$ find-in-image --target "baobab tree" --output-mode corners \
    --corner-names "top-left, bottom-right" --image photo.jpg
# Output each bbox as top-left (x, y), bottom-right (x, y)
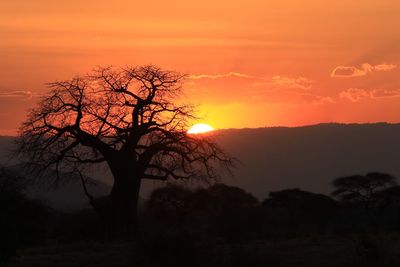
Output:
top-left (16, 65), bottom-right (233, 239)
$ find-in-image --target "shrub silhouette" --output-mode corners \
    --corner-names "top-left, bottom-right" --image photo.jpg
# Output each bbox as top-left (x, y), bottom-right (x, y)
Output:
top-left (262, 188), bottom-right (338, 235)
top-left (0, 167), bottom-right (49, 264)
top-left (144, 184), bottom-right (259, 242)
top-left (146, 184), bottom-right (194, 233)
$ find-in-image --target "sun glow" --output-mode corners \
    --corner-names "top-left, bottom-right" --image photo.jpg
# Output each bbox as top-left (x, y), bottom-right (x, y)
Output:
top-left (187, 123), bottom-right (215, 134)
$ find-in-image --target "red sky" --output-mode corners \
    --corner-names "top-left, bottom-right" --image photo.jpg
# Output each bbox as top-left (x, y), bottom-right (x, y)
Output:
top-left (1, 0), bottom-right (400, 134)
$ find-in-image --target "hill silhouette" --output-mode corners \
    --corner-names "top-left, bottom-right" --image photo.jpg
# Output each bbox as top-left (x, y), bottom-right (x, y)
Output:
top-left (2, 123), bottom-right (400, 206)
top-left (216, 123), bottom-right (400, 198)
top-left (0, 164), bottom-right (112, 211)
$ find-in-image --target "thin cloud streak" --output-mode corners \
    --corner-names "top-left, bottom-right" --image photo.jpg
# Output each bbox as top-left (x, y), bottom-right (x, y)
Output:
top-left (189, 72), bottom-right (314, 91)
top-left (0, 90), bottom-right (44, 100)
top-left (267, 76), bottom-right (314, 90)
top-left (188, 72), bottom-right (251, 79)
top-left (0, 90), bottom-right (33, 98)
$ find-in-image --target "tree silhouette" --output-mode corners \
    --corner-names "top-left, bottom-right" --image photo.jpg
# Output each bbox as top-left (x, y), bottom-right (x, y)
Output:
top-left (331, 172), bottom-right (397, 203)
top-left (331, 172), bottom-right (397, 229)
top-left (16, 65), bottom-right (233, 239)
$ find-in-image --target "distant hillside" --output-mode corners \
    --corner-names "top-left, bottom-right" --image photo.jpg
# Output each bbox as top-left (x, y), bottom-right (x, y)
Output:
top-left (216, 123), bottom-right (400, 199)
top-left (26, 177), bottom-right (111, 211)
top-left (0, 164), bottom-right (112, 211)
top-left (2, 123), bottom-right (400, 206)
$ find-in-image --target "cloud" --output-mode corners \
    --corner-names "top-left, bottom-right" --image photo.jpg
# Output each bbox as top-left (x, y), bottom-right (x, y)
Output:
top-left (251, 76), bottom-right (314, 90)
top-left (331, 63), bottom-right (397, 78)
top-left (0, 90), bottom-right (33, 98)
top-left (188, 72), bottom-right (313, 91)
top-left (268, 76), bottom-right (314, 90)
top-left (374, 63), bottom-right (397, 72)
top-left (0, 90), bottom-right (44, 101)
top-left (340, 88), bottom-right (400, 102)
top-left (185, 72), bottom-right (328, 106)
top-left (314, 96), bottom-right (336, 105)
top-left (188, 72), bottom-right (251, 79)
top-left (293, 92), bottom-right (336, 106)
top-left (372, 89), bottom-right (400, 98)
top-left (339, 88), bottom-right (372, 102)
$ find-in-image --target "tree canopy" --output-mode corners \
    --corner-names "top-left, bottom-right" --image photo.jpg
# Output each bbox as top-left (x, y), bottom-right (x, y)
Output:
top-left (331, 172), bottom-right (397, 203)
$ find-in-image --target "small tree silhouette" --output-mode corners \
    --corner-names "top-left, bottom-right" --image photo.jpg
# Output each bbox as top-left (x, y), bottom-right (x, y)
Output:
top-left (16, 65), bottom-right (233, 239)
top-left (331, 172), bottom-right (397, 229)
top-left (331, 173), bottom-right (397, 203)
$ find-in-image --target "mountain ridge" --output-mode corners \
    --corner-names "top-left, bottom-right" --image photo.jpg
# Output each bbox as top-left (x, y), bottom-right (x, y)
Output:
top-left (1, 122), bottom-right (400, 209)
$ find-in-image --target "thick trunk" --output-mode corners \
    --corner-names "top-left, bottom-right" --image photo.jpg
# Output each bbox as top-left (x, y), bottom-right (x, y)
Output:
top-left (105, 158), bottom-right (142, 241)
top-left (109, 174), bottom-right (141, 240)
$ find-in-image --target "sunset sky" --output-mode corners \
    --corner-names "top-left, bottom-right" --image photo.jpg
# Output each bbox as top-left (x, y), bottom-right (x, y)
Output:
top-left (1, 0), bottom-right (400, 134)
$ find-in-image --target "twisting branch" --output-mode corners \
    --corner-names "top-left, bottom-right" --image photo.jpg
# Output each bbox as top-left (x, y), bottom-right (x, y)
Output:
top-left (77, 168), bottom-right (94, 202)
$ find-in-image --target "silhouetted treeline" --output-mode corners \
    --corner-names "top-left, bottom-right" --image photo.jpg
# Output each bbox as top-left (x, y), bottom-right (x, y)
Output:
top-left (4, 166), bottom-right (400, 266)
top-left (139, 177), bottom-right (400, 241)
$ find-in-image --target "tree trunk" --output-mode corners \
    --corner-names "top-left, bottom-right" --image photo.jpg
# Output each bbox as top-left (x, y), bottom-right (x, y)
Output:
top-left (105, 159), bottom-right (142, 241)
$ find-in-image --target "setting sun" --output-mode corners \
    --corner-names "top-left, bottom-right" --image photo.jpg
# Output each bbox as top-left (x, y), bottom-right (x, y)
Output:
top-left (187, 123), bottom-right (215, 134)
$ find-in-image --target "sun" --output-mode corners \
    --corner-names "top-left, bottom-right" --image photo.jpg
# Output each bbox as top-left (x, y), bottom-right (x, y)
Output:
top-left (187, 123), bottom-right (215, 134)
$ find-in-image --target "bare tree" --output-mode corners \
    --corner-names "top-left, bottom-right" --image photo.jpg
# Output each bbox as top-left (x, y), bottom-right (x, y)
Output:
top-left (16, 65), bottom-right (233, 239)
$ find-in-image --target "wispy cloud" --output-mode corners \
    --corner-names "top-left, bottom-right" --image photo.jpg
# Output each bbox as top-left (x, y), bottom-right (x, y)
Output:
top-left (188, 72), bottom-right (313, 91)
top-left (185, 72), bottom-right (332, 107)
top-left (295, 92), bottom-right (336, 105)
top-left (268, 76), bottom-right (314, 90)
top-left (0, 90), bottom-right (33, 98)
top-left (340, 88), bottom-right (400, 101)
top-left (331, 63), bottom-right (397, 78)
top-left (188, 72), bottom-right (251, 79)
top-left (0, 90), bottom-right (43, 100)
top-left (372, 89), bottom-right (400, 98)
top-left (251, 76), bottom-right (314, 91)
top-left (339, 88), bottom-right (372, 102)
top-left (374, 63), bottom-right (397, 72)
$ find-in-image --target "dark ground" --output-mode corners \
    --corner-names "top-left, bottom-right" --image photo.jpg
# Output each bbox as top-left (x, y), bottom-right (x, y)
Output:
top-left (8, 234), bottom-right (400, 267)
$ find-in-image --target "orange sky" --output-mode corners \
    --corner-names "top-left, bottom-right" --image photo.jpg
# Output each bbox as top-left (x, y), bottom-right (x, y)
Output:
top-left (1, 0), bottom-right (400, 134)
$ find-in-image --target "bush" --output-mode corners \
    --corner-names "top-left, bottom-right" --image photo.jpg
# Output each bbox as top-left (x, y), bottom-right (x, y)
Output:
top-left (0, 167), bottom-right (50, 264)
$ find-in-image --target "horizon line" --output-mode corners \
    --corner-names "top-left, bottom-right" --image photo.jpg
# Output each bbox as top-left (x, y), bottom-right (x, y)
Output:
top-left (1, 121), bottom-right (400, 137)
